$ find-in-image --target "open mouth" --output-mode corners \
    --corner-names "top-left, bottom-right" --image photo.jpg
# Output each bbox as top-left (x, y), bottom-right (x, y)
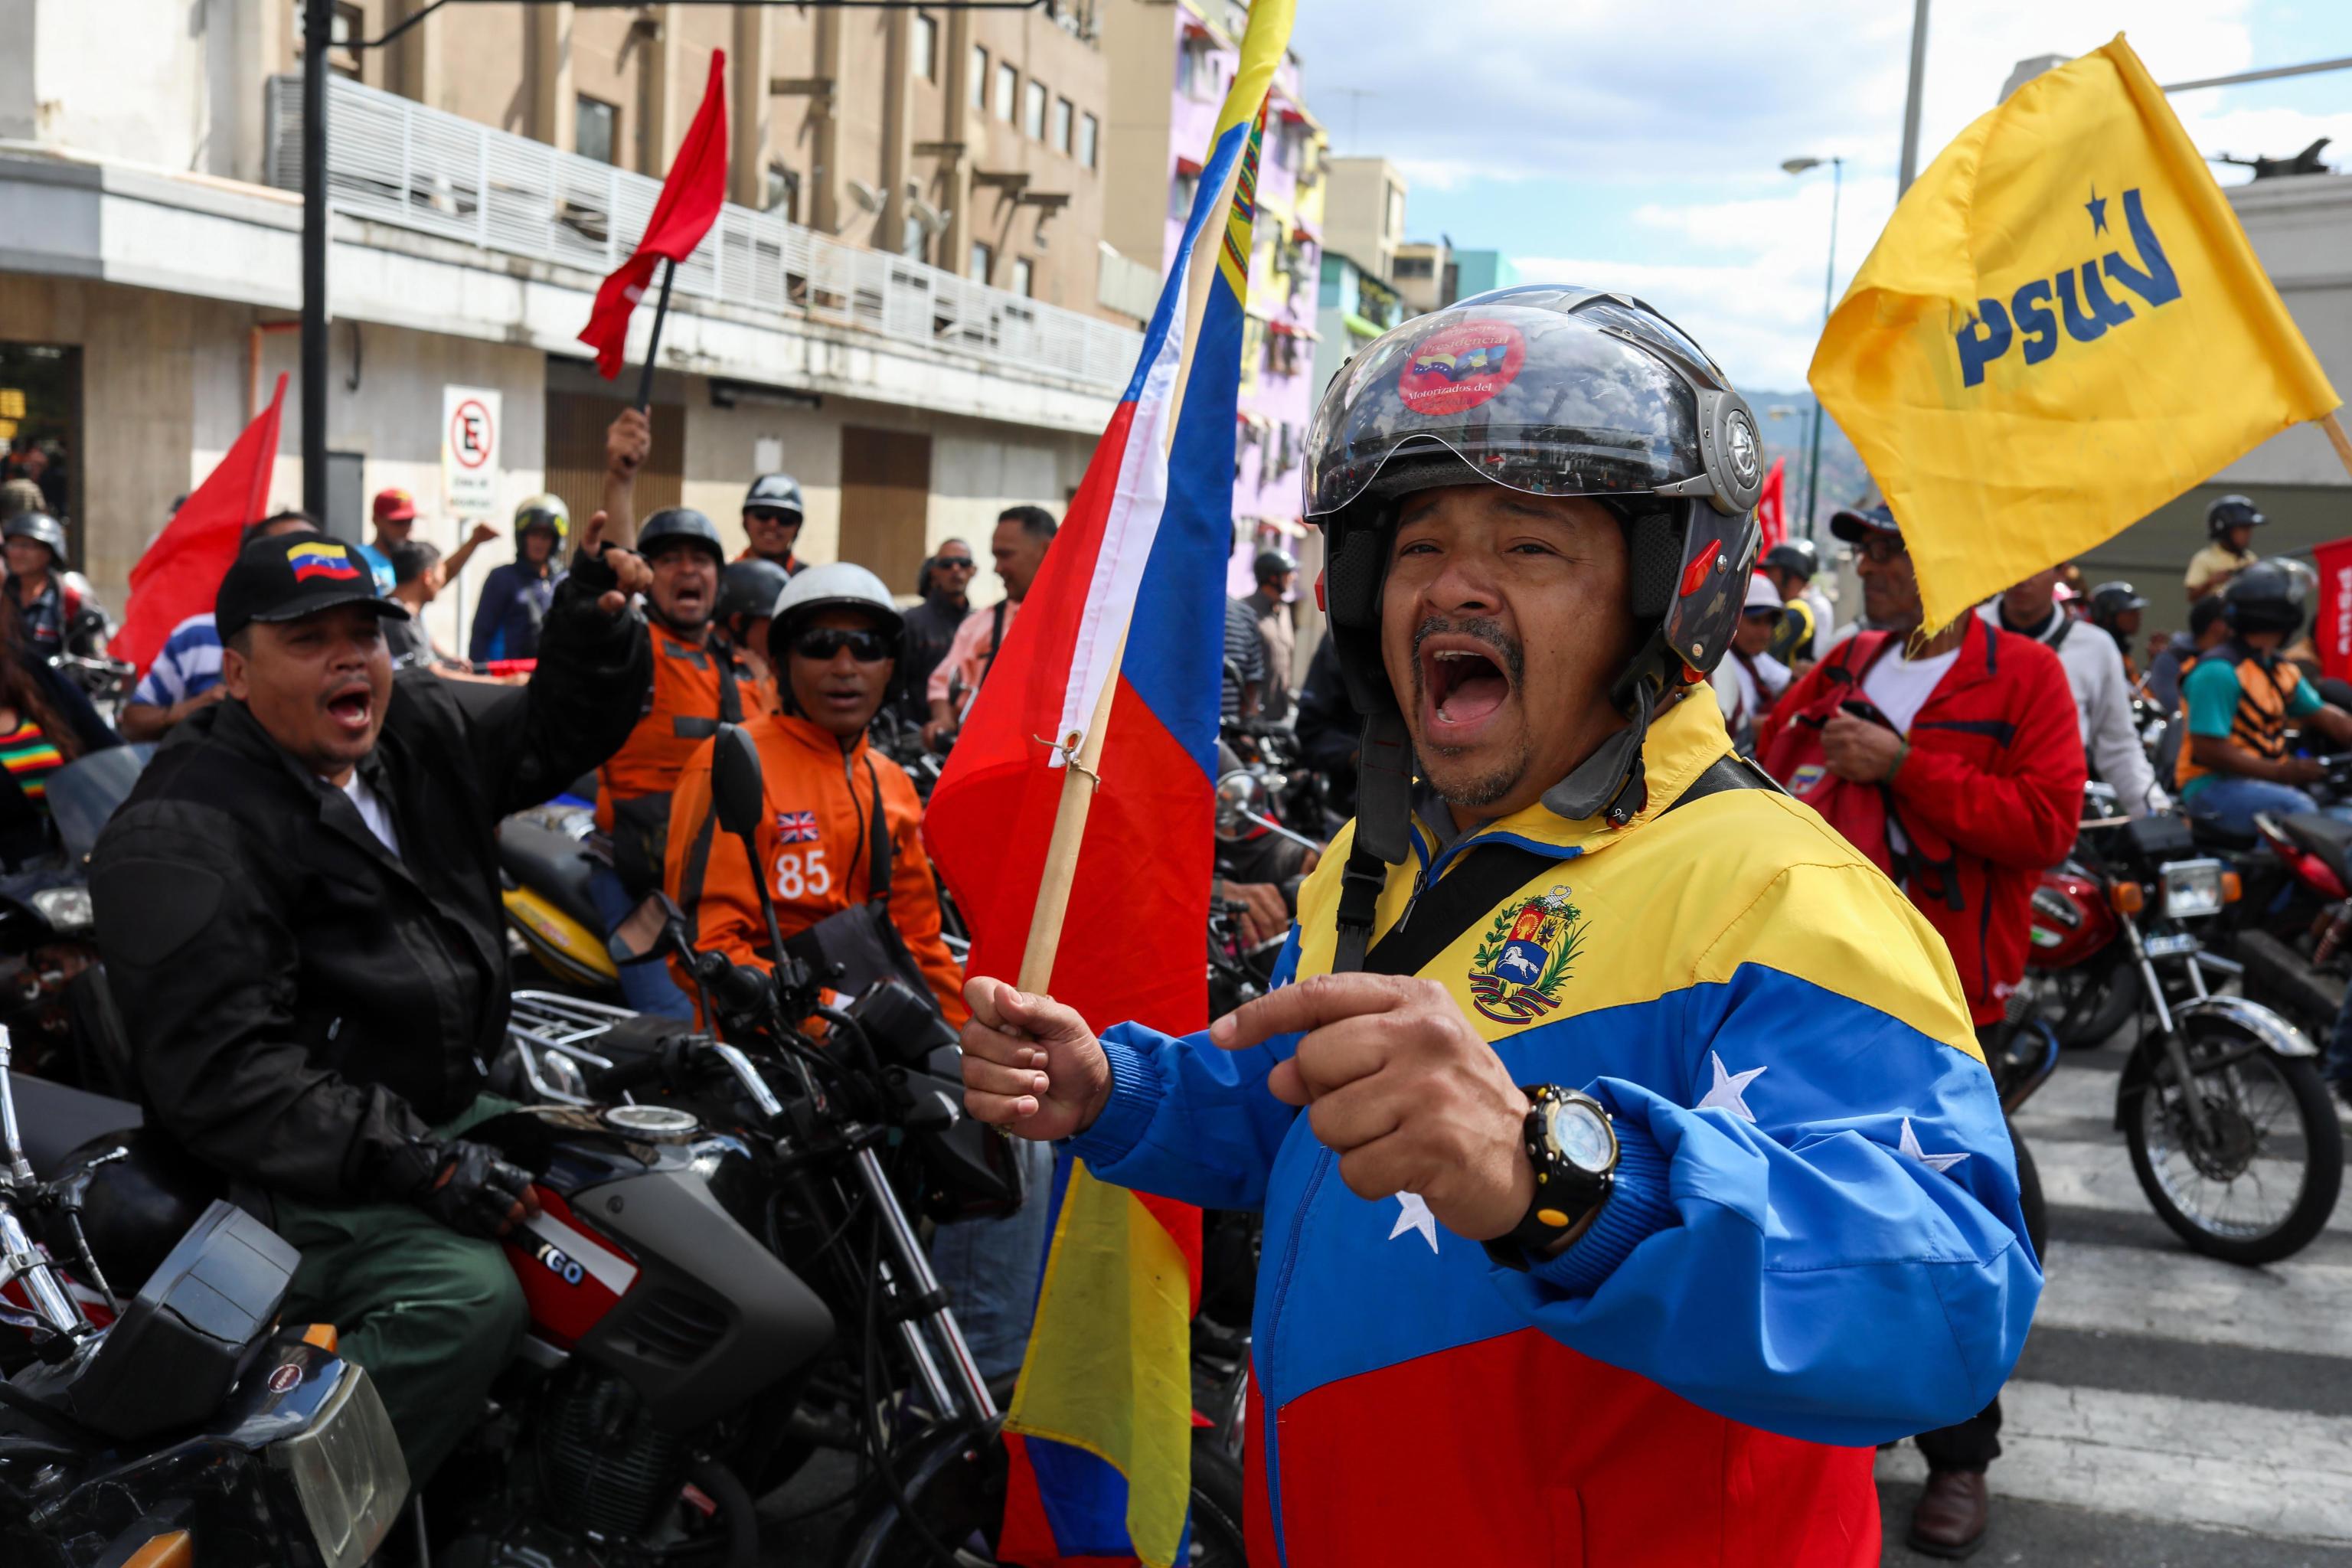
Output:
top-left (324, 681), bottom-right (374, 736)
top-left (1419, 635), bottom-right (1514, 745)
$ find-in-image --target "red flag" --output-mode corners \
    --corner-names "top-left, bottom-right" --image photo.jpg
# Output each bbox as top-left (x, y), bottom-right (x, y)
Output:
top-left (578, 51), bottom-right (729, 378)
top-left (117, 374), bottom-right (287, 677)
top-left (2314, 536), bottom-right (2352, 682)
top-left (1755, 456), bottom-right (1787, 554)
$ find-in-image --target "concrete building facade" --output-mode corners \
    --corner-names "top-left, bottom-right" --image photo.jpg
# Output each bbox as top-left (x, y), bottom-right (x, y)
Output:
top-left (0, 0), bottom-right (1138, 655)
top-left (1100, 0), bottom-right (1325, 593)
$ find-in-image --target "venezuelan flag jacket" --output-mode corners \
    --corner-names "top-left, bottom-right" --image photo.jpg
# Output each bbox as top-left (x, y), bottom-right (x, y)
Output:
top-left (1067, 694), bottom-right (2039, 1567)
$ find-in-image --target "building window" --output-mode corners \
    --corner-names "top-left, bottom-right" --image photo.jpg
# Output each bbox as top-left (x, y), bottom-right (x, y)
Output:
top-left (1052, 96), bottom-right (1073, 155)
top-left (969, 46), bottom-right (989, 110)
top-left (577, 96), bottom-right (619, 165)
top-left (1079, 112), bottom-right (1099, 169)
top-left (1178, 41), bottom-right (1217, 102)
top-left (1012, 257), bottom-right (1034, 297)
top-left (764, 164), bottom-right (801, 222)
top-left (995, 62), bottom-right (1018, 121)
top-left (1024, 80), bottom-right (1047, 139)
top-left (969, 241), bottom-right (994, 283)
top-left (1394, 255), bottom-right (1432, 279)
top-left (913, 13), bottom-right (938, 80)
top-left (1169, 170), bottom-right (1198, 220)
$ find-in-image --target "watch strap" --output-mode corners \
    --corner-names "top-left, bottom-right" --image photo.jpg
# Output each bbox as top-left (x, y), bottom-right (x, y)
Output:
top-left (1484, 1086), bottom-right (1614, 1272)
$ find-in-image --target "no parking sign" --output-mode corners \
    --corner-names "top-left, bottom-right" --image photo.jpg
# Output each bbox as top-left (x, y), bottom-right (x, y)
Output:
top-left (441, 386), bottom-right (501, 518)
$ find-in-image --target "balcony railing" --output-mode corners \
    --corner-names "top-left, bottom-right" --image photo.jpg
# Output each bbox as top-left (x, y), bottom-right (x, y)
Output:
top-left (266, 74), bottom-right (1142, 396)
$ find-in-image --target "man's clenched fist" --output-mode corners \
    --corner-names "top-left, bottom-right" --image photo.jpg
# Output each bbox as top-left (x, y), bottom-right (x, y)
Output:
top-left (958, 976), bottom-right (1112, 1142)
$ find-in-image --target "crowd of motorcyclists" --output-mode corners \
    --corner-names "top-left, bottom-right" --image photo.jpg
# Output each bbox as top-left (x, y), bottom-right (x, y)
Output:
top-left (3, 361), bottom-right (2349, 1567)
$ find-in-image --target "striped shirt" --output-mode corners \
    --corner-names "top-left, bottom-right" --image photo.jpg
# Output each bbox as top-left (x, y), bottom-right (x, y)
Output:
top-left (1220, 596), bottom-right (1267, 722)
top-left (0, 719), bottom-right (64, 804)
top-left (132, 613), bottom-right (225, 709)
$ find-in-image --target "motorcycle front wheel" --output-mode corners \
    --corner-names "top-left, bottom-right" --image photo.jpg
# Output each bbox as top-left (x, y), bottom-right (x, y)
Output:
top-left (838, 1426), bottom-right (1247, 1568)
top-left (2125, 1018), bottom-right (2344, 1266)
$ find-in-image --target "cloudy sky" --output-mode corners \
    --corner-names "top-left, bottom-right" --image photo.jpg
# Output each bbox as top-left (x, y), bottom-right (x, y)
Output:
top-left (1287, 0), bottom-right (2352, 391)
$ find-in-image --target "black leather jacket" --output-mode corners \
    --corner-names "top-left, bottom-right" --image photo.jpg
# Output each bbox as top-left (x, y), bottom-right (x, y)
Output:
top-left (90, 552), bottom-right (651, 1204)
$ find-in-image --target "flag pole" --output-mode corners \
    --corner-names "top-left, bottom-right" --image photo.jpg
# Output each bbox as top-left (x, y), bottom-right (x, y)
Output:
top-left (635, 258), bottom-right (678, 414)
top-left (2318, 410), bottom-right (2352, 481)
top-left (1015, 626), bottom-right (1130, 994)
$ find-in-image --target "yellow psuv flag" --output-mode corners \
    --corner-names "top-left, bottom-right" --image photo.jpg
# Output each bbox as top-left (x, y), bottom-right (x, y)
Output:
top-left (1809, 34), bottom-right (2338, 632)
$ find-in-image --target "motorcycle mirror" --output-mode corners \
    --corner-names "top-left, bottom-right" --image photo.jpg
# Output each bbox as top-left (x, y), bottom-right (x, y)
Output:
top-left (711, 724), bottom-right (767, 842)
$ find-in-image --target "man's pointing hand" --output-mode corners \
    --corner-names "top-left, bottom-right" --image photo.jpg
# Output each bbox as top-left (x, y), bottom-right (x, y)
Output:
top-left (1212, 973), bottom-right (1535, 1243)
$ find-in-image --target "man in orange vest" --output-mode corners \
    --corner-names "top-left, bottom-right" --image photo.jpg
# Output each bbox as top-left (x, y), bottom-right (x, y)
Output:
top-left (592, 505), bottom-right (759, 1018)
top-left (664, 561), bottom-right (965, 1023)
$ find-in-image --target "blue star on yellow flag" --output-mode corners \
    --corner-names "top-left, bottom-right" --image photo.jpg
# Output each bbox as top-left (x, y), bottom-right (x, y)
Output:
top-left (1808, 35), bottom-right (2340, 632)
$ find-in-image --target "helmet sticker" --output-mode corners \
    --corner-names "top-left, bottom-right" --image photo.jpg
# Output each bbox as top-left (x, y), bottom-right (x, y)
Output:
top-left (1397, 320), bottom-right (1528, 416)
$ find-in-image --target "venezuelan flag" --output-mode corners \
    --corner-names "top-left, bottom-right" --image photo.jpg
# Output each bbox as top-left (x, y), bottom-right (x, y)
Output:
top-left (288, 541), bottom-right (362, 583)
top-left (921, 2), bottom-right (1295, 1561)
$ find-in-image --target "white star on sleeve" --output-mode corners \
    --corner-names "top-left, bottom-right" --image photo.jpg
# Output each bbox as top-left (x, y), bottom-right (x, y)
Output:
top-left (1899, 1117), bottom-right (1971, 1174)
top-left (1388, 1192), bottom-right (1440, 1253)
top-left (1695, 1051), bottom-right (1767, 1122)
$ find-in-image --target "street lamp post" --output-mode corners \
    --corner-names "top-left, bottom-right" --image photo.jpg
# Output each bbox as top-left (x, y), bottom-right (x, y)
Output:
top-left (301, 0), bottom-right (332, 522)
top-left (1781, 155), bottom-right (1843, 541)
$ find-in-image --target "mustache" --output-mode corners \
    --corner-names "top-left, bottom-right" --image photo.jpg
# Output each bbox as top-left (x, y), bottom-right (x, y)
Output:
top-left (1410, 616), bottom-right (1525, 692)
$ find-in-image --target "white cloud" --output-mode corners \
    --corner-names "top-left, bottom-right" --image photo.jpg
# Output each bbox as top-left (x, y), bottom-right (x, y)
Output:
top-left (1291, 0), bottom-right (2352, 393)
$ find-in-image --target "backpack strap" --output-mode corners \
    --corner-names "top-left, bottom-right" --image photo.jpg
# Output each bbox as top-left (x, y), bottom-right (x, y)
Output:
top-left (863, 756), bottom-right (893, 905)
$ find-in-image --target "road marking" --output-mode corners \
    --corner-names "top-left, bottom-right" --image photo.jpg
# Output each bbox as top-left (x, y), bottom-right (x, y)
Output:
top-left (2034, 1240), bottom-right (2352, 1361)
top-left (1878, 1378), bottom-right (2352, 1544)
top-left (2026, 1129), bottom-right (2352, 1234)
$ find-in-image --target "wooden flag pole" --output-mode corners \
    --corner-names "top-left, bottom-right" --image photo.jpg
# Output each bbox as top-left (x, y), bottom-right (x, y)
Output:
top-left (1014, 626), bottom-right (1130, 995)
top-left (635, 258), bottom-right (678, 414)
top-left (2319, 410), bottom-right (2352, 481)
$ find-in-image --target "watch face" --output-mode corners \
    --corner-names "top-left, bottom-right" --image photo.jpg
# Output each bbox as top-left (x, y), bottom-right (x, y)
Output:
top-left (1546, 1099), bottom-right (1614, 1173)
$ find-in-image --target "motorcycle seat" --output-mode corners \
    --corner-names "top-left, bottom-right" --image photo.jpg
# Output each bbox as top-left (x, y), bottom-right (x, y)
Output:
top-left (2280, 812), bottom-right (2352, 878)
top-left (499, 814), bottom-right (606, 938)
top-left (15, 1073), bottom-right (142, 1181)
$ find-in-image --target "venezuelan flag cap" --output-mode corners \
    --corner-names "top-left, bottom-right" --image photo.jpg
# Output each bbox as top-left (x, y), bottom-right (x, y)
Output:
top-left (215, 532), bottom-right (410, 642)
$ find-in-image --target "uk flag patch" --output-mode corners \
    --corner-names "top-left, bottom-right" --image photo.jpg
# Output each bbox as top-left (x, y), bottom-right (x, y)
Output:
top-left (776, 811), bottom-right (821, 844)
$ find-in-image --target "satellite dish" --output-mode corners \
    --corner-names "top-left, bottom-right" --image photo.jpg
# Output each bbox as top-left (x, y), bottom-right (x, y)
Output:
top-left (910, 197), bottom-right (949, 233)
top-left (845, 178), bottom-right (883, 214)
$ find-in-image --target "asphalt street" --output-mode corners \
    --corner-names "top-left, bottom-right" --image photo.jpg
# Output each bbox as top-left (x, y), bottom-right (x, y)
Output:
top-left (760, 1038), bottom-right (2352, 1564)
top-left (1877, 1038), bottom-right (2352, 1565)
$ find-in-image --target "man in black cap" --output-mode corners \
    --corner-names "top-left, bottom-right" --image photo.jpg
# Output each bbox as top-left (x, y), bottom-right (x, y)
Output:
top-left (89, 524), bottom-right (652, 1484)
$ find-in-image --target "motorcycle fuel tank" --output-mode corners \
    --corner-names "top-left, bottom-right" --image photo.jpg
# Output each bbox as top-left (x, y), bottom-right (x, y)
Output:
top-left (2028, 867), bottom-right (2119, 971)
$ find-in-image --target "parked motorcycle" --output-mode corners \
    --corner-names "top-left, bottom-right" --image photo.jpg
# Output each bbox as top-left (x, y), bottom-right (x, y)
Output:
top-left (2, 1032), bottom-right (410, 1567)
top-left (2024, 800), bottom-right (2343, 1263)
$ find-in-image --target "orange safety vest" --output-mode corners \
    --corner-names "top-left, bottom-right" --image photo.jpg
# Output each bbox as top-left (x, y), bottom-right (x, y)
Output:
top-left (2174, 646), bottom-right (2301, 790)
top-left (662, 710), bottom-right (967, 1024)
top-left (598, 622), bottom-right (756, 890)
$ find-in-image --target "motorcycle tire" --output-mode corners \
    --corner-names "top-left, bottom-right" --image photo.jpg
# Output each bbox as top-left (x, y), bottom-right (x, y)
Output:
top-left (2124, 1024), bottom-right (2344, 1266)
top-left (2042, 959), bottom-right (2140, 1050)
top-left (838, 1426), bottom-right (1248, 1568)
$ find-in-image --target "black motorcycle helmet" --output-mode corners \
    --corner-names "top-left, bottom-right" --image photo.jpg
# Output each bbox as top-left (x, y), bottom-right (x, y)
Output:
top-left (636, 507), bottom-right (727, 567)
top-left (717, 557), bottom-right (791, 632)
top-left (2223, 559), bottom-right (2305, 638)
top-left (1253, 548), bottom-right (1298, 587)
top-left (744, 473), bottom-right (805, 526)
top-left (1305, 285), bottom-right (1765, 871)
top-left (1762, 539), bottom-right (1818, 581)
top-left (3, 511), bottom-right (69, 570)
top-left (2088, 580), bottom-right (2148, 630)
top-left (2208, 494), bottom-right (2265, 541)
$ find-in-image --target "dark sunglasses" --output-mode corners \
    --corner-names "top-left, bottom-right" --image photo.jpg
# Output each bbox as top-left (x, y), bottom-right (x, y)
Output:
top-left (933, 556), bottom-right (977, 570)
top-left (793, 627), bottom-right (896, 663)
top-left (1854, 536), bottom-right (1909, 564)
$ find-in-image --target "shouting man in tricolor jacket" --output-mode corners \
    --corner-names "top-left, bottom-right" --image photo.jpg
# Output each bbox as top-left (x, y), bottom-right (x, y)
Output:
top-left (960, 287), bottom-right (2039, 1565)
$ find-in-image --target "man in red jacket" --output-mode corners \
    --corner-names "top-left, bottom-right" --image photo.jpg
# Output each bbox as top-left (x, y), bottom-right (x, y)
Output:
top-left (1757, 501), bottom-right (2082, 1559)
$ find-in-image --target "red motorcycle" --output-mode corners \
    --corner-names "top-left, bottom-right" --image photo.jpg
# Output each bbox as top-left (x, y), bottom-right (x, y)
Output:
top-left (2024, 800), bottom-right (2342, 1263)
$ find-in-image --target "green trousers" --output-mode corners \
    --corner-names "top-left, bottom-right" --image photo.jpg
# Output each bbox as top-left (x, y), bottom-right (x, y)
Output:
top-left (275, 1097), bottom-right (528, 1485)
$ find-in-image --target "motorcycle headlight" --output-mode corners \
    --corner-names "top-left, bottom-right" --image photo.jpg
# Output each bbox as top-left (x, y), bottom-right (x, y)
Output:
top-left (30, 887), bottom-right (92, 934)
top-left (2159, 858), bottom-right (2226, 920)
top-left (270, 1362), bottom-right (410, 1568)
